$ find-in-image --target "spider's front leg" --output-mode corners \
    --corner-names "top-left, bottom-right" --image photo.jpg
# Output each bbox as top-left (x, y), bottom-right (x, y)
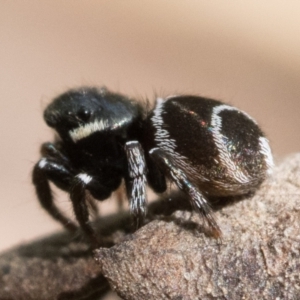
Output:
top-left (125, 141), bottom-right (148, 228)
top-left (69, 174), bottom-right (112, 247)
top-left (32, 142), bottom-right (78, 232)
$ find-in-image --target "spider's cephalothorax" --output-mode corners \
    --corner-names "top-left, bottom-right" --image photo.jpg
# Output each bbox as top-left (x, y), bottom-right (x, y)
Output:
top-left (33, 87), bottom-right (273, 246)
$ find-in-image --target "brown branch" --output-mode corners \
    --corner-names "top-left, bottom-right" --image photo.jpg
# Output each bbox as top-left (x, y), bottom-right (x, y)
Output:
top-left (1, 154), bottom-right (300, 299)
top-left (95, 154), bottom-right (300, 299)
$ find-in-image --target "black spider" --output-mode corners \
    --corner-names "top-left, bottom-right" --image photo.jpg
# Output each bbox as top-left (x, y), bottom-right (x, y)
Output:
top-left (32, 87), bottom-right (273, 246)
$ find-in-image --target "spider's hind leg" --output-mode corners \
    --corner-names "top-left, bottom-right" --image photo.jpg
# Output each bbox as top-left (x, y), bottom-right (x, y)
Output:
top-left (149, 148), bottom-right (222, 239)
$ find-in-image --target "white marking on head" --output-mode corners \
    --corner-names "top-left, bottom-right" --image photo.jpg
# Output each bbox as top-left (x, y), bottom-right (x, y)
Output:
top-left (211, 104), bottom-right (252, 184)
top-left (69, 117), bottom-right (131, 142)
top-left (259, 136), bottom-right (274, 174)
top-left (38, 158), bottom-right (47, 169)
top-left (77, 173), bottom-right (93, 185)
top-left (69, 120), bottom-right (109, 142)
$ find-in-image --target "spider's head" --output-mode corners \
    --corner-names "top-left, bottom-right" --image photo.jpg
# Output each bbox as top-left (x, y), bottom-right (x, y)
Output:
top-left (44, 87), bottom-right (140, 143)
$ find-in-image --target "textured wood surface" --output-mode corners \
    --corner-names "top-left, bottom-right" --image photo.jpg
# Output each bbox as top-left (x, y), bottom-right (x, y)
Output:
top-left (96, 154), bottom-right (300, 299)
top-left (1, 154), bottom-right (300, 299)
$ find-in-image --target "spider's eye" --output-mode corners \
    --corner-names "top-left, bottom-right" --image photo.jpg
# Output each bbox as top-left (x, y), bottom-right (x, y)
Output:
top-left (77, 109), bottom-right (92, 122)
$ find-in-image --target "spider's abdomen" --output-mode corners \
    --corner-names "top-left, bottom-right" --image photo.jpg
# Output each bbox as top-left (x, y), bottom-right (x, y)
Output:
top-left (148, 96), bottom-right (273, 196)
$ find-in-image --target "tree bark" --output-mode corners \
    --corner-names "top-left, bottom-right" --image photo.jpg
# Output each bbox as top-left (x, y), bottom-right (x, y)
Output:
top-left (1, 154), bottom-right (300, 299)
top-left (96, 153), bottom-right (300, 299)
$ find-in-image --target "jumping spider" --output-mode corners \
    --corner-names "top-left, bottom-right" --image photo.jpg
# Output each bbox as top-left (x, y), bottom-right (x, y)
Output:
top-left (33, 87), bottom-right (273, 246)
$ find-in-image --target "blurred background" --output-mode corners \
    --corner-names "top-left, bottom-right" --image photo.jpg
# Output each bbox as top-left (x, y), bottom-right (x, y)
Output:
top-left (0, 0), bottom-right (299, 279)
